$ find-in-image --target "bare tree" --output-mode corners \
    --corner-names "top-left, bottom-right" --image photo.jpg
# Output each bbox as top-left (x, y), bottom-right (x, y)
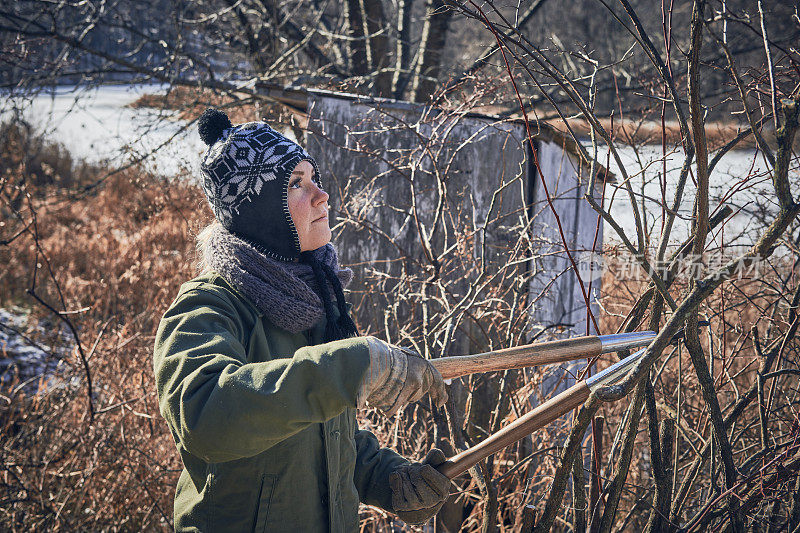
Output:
top-left (0, 0), bottom-right (465, 103)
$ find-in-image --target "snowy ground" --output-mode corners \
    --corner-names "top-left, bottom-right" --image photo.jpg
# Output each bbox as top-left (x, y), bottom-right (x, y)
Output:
top-left (0, 307), bottom-right (74, 393)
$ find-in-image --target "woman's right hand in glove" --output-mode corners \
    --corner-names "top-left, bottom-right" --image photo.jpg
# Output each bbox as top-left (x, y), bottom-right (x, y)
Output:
top-left (358, 337), bottom-right (448, 416)
top-left (390, 448), bottom-right (451, 525)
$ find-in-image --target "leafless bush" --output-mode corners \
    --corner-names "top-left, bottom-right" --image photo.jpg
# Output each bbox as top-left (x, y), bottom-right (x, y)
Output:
top-left (432, 1), bottom-right (800, 532)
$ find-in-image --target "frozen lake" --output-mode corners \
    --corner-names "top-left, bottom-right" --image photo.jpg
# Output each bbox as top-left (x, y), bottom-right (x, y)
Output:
top-left (3, 84), bottom-right (793, 248)
top-left (589, 142), bottom-right (786, 249)
top-left (2, 84), bottom-right (206, 177)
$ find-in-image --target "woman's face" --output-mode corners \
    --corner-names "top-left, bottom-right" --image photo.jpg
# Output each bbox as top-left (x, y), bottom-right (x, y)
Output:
top-left (288, 160), bottom-right (331, 252)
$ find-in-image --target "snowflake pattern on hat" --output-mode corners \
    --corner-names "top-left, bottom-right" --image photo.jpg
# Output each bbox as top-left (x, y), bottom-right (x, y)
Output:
top-left (200, 122), bottom-right (311, 224)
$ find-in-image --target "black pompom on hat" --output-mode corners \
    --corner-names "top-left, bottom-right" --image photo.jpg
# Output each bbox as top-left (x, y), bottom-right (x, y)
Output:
top-left (198, 108), bottom-right (233, 145)
top-left (197, 107), bottom-right (321, 261)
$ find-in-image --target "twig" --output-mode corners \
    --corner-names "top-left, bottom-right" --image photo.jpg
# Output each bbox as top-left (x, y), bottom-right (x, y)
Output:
top-left (534, 394), bottom-right (600, 532)
top-left (597, 380), bottom-right (646, 532)
top-left (589, 415), bottom-right (605, 533)
top-left (573, 444), bottom-right (588, 533)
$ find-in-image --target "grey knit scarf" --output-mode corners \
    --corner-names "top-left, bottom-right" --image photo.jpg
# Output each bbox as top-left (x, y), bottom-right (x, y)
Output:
top-left (201, 222), bottom-right (353, 333)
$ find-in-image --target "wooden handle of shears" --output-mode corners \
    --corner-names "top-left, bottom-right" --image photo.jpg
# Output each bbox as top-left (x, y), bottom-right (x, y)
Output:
top-left (431, 336), bottom-right (603, 381)
top-left (437, 382), bottom-right (591, 479)
top-left (436, 346), bottom-right (651, 478)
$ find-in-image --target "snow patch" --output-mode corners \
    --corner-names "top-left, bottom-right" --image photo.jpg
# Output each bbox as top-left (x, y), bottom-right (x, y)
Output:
top-left (0, 307), bottom-right (75, 393)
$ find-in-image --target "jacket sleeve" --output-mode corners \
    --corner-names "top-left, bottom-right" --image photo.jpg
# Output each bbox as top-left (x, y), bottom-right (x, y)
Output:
top-left (352, 427), bottom-right (409, 511)
top-left (153, 286), bottom-right (371, 463)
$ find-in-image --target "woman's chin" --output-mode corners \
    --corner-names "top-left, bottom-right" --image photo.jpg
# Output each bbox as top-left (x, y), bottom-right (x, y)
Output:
top-left (302, 231), bottom-right (332, 251)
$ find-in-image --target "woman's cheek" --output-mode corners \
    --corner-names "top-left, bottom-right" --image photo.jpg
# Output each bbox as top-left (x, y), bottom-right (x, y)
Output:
top-left (288, 193), bottom-right (302, 219)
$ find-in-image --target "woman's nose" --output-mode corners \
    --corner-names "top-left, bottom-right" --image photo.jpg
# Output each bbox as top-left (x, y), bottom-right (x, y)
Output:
top-left (313, 182), bottom-right (329, 205)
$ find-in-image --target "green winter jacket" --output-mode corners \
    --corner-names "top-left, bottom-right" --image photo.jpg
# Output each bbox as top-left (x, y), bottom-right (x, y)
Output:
top-left (153, 271), bottom-right (408, 532)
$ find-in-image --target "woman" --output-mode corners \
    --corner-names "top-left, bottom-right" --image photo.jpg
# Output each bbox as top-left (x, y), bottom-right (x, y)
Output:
top-left (153, 108), bottom-right (451, 532)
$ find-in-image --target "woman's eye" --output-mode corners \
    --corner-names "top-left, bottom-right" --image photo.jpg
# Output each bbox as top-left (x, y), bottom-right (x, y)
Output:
top-left (290, 180), bottom-right (302, 189)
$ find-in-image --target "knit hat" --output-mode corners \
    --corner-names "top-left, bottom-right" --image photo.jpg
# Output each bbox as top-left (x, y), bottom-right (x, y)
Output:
top-left (197, 108), bottom-right (321, 262)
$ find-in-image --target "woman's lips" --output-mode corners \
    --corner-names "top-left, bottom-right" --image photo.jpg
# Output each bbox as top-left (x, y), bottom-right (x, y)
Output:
top-left (313, 214), bottom-right (328, 223)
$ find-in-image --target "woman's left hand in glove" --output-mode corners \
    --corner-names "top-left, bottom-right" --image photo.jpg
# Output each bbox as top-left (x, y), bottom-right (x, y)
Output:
top-left (359, 337), bottom-right (448, 416)
top-left (389, 448), bottom-right (451, 525)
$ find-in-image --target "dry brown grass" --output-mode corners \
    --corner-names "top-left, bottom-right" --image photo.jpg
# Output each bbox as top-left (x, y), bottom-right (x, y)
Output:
top-left (543, 117), bottom-right (784, 151)
top-left (126, 85), bottom-right (288, 125)
top-left (1, 118), bottom-right (210, 530)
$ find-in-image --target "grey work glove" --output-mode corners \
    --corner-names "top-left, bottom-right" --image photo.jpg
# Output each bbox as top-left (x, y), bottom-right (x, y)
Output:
top-left (389, 448), bottom-right (451, 525)
top-left (358, 337), bottom-right (448, 417)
